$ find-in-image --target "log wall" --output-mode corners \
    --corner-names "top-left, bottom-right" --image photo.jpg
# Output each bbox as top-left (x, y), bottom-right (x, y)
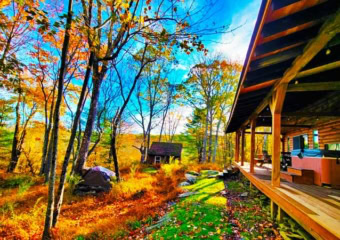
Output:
top-left (286, 119), bottom-right (340, 150)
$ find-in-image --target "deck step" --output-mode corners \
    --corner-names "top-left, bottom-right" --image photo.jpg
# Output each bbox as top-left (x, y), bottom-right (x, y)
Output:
top-left (287, 167), bottom-right (313, 176)
top-left (281, 170), bottom-right (314, 185)
top-left (280, 171), bottom-right (298, 182)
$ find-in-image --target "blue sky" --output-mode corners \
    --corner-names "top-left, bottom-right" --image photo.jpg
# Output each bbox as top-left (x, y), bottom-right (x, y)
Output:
top-left (155, 0), bottom-right (262, 134)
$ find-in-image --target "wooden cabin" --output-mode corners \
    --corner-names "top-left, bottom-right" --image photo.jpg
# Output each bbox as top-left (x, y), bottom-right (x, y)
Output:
top-left (146, 142), bottom-right (182, 164)
top-left (225, 0), bottom-right (340, 239)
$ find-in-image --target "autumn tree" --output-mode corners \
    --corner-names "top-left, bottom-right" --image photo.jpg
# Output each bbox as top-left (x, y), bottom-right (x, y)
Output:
top-left (184, 55), bottom-right (241, 163)
top-left (129, 58), bottom-right (172, 162)
top-left (73, 0), bottom-right (227, 174)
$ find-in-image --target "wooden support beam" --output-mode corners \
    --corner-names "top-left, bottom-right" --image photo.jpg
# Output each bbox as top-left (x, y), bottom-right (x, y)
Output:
top-left (295, 60), bottom-right (340, 79)
top-left (238, 6), bottom-right (340, 129)
top-left (241, 129), bottom-right (245, 167)
top-left (240, 61), bottom-right (340, 95)
top-left (260, 111), bottom-right (340, 117)
top-left (276, 8), bottom-right (340, 87)
top-left (235, 131), bottom-right (240, 163)
top-left (271, 200), bottom-right (278, 220)
top-left (250, 119), bottom-right (256, 173)
top-left (245, 131), bottom-right (272, 134)
top-left (269, 84), bottom-right (287, 187)
top-left (287, 81), bottom-right (340, 92)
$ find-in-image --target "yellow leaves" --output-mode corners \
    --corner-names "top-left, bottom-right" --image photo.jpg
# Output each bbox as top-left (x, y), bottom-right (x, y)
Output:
top-left (0, 0), bottom-right (11, 9)
top-left (121, 2), bottom-right (129, 9)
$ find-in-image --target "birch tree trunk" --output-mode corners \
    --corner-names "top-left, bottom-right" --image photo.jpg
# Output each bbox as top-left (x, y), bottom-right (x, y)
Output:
top-left (42, 0), bottom-right (73, 238)
top-left (201, 105), bottom-right (209, 163)
top-left (52, 52), bottom-right (93, 227)
top-left (212, 117), bottom-right (222, 163)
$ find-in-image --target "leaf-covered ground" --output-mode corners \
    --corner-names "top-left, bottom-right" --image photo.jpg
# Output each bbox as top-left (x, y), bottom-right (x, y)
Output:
top-left (138, 171), bottom-right (313, 240)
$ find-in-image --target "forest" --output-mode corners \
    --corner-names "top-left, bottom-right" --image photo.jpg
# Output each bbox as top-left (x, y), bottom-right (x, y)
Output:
top-left (0, 0), bottom-right (309, 239)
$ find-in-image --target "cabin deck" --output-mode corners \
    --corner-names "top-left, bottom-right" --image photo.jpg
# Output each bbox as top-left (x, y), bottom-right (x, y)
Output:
top-left (234, 162), bottom-right (340, 240)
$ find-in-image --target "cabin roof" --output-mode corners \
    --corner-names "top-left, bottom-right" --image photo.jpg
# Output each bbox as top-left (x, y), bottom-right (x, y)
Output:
top-left (148, 142), bottom-right (183, 157)
top-left (226, 0), bottom-right (340, 134)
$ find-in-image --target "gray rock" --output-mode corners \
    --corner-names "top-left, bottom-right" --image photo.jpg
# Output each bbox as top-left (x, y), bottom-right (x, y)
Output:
top-left (178, 191), bottom-right (198, 198)
top-left (146, 214), bottom-right (171, 232)
top-left (208, 175), bottom-right (218, 178)
top-left (178, 181), bottom-right (191, 187)
top-left (240, 192), bottom-right (249, 197)
top-left (185, 174), bottom-right (197, 184)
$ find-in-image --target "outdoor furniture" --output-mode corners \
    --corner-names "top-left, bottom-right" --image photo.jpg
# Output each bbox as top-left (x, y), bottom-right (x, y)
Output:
top-left (256, 151), bottom-right (272, 167)
top-left (281, 152), bottom-right (292, 171)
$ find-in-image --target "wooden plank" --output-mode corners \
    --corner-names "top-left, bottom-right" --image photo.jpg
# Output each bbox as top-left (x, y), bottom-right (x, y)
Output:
top-left (235, 162), bottom-right (340, 240)
top-left (257, 21), bottom-right (320, 45)
top-left (266, 0), bottom-right (327, 23)
top-left (226, 0), bottom-right (272, 133)
top-left (287, 82), bottom-right (340, 92)
top-left (252, 42), bottom-right (305, 61)
top-left (276, 8), bottom-right (340, 87)
top-left (250, 119), bottom-right (256, 173)
top-left (237, 10), bottom-right (340, 130)
top-left (240, 60), bottom-right (340, 95)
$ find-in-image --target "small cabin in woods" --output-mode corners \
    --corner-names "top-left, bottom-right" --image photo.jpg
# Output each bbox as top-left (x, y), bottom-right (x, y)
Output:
top-left (146, 142), bottom-right (182, 164)
top-left (225, 0), bottom-right (340, 239)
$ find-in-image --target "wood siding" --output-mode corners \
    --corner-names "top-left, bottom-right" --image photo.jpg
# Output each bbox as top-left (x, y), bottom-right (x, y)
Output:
top-left (286, 119), bottom-right (340, 150)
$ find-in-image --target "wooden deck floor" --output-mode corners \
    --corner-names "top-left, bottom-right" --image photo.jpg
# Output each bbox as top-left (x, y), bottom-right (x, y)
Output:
top-left (234, 162), bottom-right (340, 240)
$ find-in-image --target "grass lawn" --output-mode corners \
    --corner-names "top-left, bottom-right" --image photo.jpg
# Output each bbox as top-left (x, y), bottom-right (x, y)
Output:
top-left (150, 171), bottom-right (231, 239)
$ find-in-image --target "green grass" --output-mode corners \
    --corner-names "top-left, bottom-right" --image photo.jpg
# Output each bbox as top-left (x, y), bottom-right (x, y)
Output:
top-left (150, 170), bottom-right (231, 239)
top-left (142, 167), bottom-right (158, 174)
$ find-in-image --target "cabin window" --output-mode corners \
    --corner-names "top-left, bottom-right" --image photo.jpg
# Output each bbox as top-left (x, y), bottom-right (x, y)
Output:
top-left (293, 135), bottom-right (308, 150)
top-left (287, 137), bottom-right (290, 151)
top-left (155, 156), bottom-right (161, 164)
top-left (327, 143), bottom-right (340, 150)
top-left (313, 130), bottom-right (319, 149)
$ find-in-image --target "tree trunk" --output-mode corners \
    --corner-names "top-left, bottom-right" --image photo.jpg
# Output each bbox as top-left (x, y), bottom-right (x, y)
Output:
top-left (40, 88), bottom-right (56, 175)
top-left (42, 0), bottom-right (73, 238)
top-left (8, 91), bottom-right (21, 172)
top-left (52, 52), bottom-right (93, 227)
top-left (212, 117), bottom-right (222, 163)
top-left (201, 106), bottom-right (209, 163)
top-left (208, 108), bottom-right (213, 162)
top-left (74, 64), bottom-right (107, 175)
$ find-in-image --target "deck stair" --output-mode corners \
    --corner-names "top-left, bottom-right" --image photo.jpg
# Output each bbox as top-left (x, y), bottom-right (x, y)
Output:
top-left (280, 167), bottom-right (314, 185)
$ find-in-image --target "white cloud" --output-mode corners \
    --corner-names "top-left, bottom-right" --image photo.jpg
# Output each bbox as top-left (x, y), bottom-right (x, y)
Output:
top-left (172, 63), bottom-right (188, 71)
top-left (211, 0), bottom-right (261, 62)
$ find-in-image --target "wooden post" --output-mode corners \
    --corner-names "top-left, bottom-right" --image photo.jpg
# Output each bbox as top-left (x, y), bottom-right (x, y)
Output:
top-left (269, 84), bottom-right (287, 187)
top-left (282, 135), bottom-right (286, 153)
top-left (241, 129), bottom-right (245, 167)
top-left (235, 131), bottom-right (240, 163)
top-left (271, 200), bottom-right (278, 220)
top-left (250, 119), bottom-right (256, 173)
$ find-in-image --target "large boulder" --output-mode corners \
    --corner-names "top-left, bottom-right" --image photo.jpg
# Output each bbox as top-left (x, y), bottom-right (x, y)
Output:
top-left (185, 173), bottom-right (197, 184)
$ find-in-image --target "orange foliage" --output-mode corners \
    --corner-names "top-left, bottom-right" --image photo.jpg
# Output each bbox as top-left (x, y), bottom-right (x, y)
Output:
top-left (0, 164), bottom-right (186, 239)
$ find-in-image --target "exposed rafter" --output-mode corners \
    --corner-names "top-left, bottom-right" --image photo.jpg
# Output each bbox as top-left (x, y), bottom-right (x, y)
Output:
top-left (287, 82), bottom-right (340, 92)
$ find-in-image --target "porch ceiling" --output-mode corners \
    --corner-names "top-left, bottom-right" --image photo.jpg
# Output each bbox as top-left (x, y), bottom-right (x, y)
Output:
top-left (226, 0), bottom-right (340, 133)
